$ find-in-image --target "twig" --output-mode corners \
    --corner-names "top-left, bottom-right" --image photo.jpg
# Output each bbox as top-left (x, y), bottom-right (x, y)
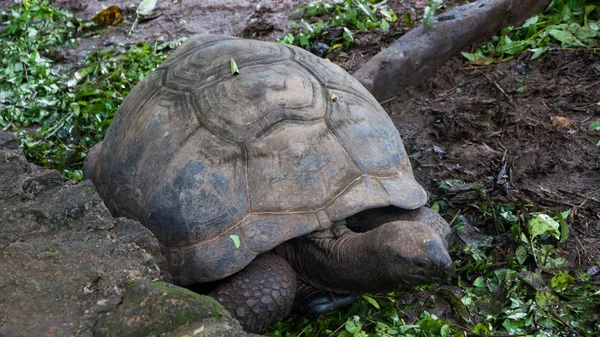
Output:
top-left (379, 95), bottom-right (398, 105)
top-left (1, 120), bottom-right (12, 132)
top-left (558, 188), bottom-right (600, 205)
top-left (492, 80), bottom-right (515, 105)
top-left (476, 70), bottom-right (515, 106)
top-left (448, 210), bottom-right (461, 226)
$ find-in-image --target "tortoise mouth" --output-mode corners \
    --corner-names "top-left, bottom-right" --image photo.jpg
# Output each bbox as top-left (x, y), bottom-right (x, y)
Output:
top-left (397, 266), bottom-right (455, 288)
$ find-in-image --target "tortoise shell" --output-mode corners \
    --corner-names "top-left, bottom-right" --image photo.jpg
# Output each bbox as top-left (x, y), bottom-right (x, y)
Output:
top-left (89, 35), bottom-right (427, 285)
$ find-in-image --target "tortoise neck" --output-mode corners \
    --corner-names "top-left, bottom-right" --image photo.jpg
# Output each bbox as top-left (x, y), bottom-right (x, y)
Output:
top-left (277, 224), bottom-right (394, 294)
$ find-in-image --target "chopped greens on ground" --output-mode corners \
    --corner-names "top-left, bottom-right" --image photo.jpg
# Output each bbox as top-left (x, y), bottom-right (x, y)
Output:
top-left (278, 0), bottom-right (398, 53)
top-left (0, 0), bottom-right (177, 180)
top-left (462, 0), bottom-right (600, 63)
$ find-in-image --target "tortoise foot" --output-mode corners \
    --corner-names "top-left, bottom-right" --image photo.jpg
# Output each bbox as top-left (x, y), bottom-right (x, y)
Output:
top-left (209, 254), bottom-right (296, 333)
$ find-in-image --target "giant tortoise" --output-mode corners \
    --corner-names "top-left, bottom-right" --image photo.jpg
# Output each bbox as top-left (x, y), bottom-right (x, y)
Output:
top-left (84, 34), bottom-right (454, 332)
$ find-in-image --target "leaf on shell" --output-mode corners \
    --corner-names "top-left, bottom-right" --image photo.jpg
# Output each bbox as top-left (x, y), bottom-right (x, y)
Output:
top-left (230, 58), bottom-right (240, 75)
top-left (230, 234), bottom-right (241, 248)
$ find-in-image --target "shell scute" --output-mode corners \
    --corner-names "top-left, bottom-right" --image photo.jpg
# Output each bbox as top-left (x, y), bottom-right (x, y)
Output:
top-left (192, 62), bottom-right (324, 143)
top-left (246, 121), bottom-right (362, 213)
top-left (141, 127), bottom-right (247, 247)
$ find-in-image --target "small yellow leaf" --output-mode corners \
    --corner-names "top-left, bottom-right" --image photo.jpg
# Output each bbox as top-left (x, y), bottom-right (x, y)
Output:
top-left (551, 116), bottom-right (573, 127)
top-left (193, 326), bottom-right (205, 335)
top-left (331, 94), bottom-right (338, 102)
top-left (91, 6), bottom-right (124, 27)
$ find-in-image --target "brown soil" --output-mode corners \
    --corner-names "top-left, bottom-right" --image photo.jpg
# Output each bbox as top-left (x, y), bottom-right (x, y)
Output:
top-left (390, 50), bottom-right (600, 267)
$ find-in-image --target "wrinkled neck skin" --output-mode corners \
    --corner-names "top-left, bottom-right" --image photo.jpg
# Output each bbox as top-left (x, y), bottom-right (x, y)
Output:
top-left (275, 223), bottom-right (397, 294)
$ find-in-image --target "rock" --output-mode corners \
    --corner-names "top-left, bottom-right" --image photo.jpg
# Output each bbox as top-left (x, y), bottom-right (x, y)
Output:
top-left (0, 131), bottom-right (19, 151)
top-left (93, 280), bottom-right (225, 336)
top-left (0, 148), bottom-right (261, 337)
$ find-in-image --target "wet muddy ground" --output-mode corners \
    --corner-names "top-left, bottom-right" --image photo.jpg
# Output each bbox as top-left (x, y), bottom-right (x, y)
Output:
top-left (391, 50), bottom-right (600, 266)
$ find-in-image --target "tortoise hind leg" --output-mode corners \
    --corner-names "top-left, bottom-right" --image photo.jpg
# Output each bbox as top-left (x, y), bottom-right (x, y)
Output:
top-left (209, 254), bottom-right (296, 333)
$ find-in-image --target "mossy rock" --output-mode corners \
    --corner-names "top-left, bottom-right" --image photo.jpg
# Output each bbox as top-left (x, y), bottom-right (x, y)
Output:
top-left (93, 279), bottom-right (233, 337)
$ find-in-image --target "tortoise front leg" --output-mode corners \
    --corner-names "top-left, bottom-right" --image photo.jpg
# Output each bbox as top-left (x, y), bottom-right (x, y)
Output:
top-left (209, 254), bottom-right (296, 333)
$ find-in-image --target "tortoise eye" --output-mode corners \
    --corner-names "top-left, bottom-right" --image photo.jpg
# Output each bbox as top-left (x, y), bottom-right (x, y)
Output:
top-left (414, 258), bottom-right (431, 269)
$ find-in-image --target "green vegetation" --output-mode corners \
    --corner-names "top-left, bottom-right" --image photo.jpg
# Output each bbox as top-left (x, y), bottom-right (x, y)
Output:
top-left (462, 0), bottom-right (600, 63)
top-left (278, 0), bottom-right (397, 51)
top-left (423, 0), bottom-right (444, 30)
top-left (265, 201), bottom-right (599, 336)
top-left (0, 0), bottom-right (177, 179)
top-left (265, 1), bottom-right (600, 336)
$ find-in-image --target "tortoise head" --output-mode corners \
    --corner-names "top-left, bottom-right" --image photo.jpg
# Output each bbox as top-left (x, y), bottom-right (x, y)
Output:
top-left (375, 220), bottom-right (454, 289)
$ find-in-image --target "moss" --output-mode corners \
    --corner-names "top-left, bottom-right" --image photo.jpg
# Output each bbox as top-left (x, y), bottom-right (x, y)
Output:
top-left (93, 279), bottom-right (231, 337)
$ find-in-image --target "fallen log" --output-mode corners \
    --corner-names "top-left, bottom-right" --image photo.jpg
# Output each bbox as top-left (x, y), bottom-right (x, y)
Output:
top-left (353, 0), bottom-right (552, 101)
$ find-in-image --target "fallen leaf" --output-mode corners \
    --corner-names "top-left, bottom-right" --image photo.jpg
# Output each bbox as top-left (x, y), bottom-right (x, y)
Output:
top-left (551, 116), bottom-right (573, 127)
top-left (91, 6), bottom-right (124, 27)
top-left (137, 0), bottom-right (158, 16)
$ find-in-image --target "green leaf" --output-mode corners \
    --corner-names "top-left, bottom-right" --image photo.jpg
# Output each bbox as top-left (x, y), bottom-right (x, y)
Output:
top-left (536, 288), bottom-right (559, 306)
top-left (344, 316), bottom-right (363, 334)
top-left (44, 251), bottom-right (59, 258)
top-left (569, 23), bottom-right (598, 43)
top-left (229, 58), bottom-right (239, 76)
top-left (362, 295), bottom-right (380, 309)
top-left (548, 27), bottom-right (585, 46)
top-left (555, 210), bottom-right (570, 244)
top-left (584, 5), bottom-right (596, 27)
top-left (520, 232), bottom-right (529, 245)
top-left (516, 245), bottom-right (528, 264)
top-left (380, 19), bottom-right (390, 34)
top-left (528, 214), bottom-right (561, 241)
top-left (343, 27), bottom-right (354, 42)
top-left (229, 234), bottom-right (241, 248)
top-left (472, 323), bottom-right (492, 335)
top-left (136, 0), bottom-right (158, 16)
top-left (551, 271), bottom-right (575, 291)
top-left (403, 13), bottom-right (415, 28)
top-left (67, 63), bottom-right (97, 88)
top-left (461, 52), bottom-right (495, 64)
top-left (352, 0), bottom-right (376, 21)
top-left (473, 276), bottom-right (486, 288)
top-left (523, 16), bottom-right (539, 27)
top-left (561, 4), bottom-right (573, 22)
top-left (530, 47), bottom-right (547, 59)
top-left (589, 121), bottom-right (600, 130)
top-left (439, 288), bottom-right (471, 323)
top-left (545, 256), bottom-right (567, 269)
